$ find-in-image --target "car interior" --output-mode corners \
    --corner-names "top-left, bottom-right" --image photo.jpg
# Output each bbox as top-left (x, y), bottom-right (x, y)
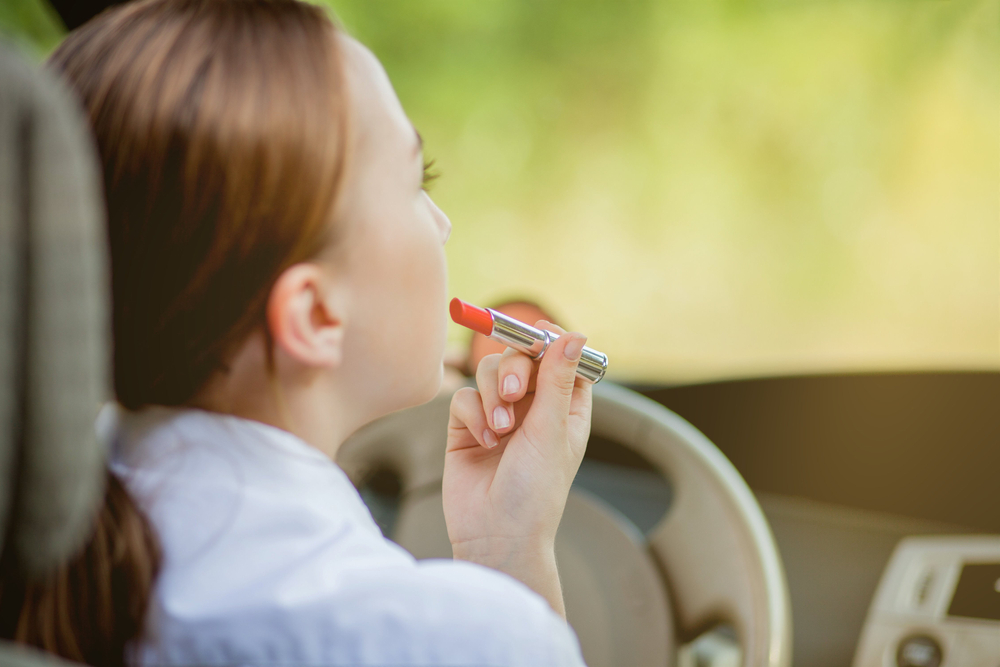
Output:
top-left (1, 1), bottom-right (998, 666)
top-left (343, 371), bottom-right (1000, 667)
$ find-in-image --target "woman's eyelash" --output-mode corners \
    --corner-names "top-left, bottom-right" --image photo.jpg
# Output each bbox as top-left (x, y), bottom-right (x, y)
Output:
top-left (422, 158), bottom-right (439, 191)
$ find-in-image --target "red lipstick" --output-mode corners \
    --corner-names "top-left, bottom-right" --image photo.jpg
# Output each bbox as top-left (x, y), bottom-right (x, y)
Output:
top-left (449, 299), bottom-right (493, 337)
top-left (450, 298), bottom-right (608, 383)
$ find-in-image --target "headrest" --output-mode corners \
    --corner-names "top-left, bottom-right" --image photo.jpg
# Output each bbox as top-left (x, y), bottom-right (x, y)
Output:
top-left (0, 43), bottom-right (109, 577)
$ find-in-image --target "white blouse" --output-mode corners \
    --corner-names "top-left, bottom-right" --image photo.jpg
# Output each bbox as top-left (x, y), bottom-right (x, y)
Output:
top-left (105, 406), bottom-right (586, 667)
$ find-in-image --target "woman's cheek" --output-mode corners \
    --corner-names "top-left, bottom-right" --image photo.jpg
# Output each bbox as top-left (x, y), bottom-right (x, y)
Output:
top-left (417, 242), bottom-right (449, 399)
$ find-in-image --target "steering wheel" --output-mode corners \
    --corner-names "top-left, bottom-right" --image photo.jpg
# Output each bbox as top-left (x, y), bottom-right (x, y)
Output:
top-left (338, 381), bottom-right (792, 667)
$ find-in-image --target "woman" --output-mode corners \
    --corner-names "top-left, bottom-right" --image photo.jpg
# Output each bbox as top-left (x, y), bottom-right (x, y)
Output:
top-left (36, 0), bottom-right (592, 664)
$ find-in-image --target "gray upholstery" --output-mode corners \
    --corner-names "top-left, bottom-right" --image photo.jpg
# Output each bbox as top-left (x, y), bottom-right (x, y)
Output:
top-left (0, 644), bottom-right (81, 667)
top-left (0, 40), bottom-right (109, 667)
top-left (0, 41), bottom-right (109, 578)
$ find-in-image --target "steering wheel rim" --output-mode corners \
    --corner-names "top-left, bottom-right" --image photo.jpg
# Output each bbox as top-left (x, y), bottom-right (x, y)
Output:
top-left (338, 381), bottom-right (792, 667)
top-left (592, 382), bottom-right (792, 667)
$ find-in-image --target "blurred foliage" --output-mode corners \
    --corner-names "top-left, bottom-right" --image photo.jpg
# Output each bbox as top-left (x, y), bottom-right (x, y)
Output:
top-left (331, 0), bottom-right (999, 381)
top-left (4, 0), bottom-right (998, 382)
top-left (0, 0), bottom-right (63, 59)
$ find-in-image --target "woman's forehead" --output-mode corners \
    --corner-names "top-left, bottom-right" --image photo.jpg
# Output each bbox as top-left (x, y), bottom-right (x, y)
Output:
top-left (340, 34), bottom-right (416, 159)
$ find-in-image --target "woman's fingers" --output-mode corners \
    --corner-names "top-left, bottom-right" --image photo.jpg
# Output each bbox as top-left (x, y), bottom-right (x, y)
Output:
top-left (535, 320), bottom-right (565, 336)
top-left (465, 320), bottom-right (586, 449)
top-left (496, 347), bottom-right (533, 402)
top-left (526, 323), bottom-right (587, 441)
top-left (475, 353), bottom-right (515, 435)
top-left (448, 386), bottom-right (499, 450)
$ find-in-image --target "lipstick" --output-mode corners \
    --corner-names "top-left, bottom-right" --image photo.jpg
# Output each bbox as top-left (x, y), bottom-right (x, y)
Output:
top-left (450, 298), bottom-right (608, 383)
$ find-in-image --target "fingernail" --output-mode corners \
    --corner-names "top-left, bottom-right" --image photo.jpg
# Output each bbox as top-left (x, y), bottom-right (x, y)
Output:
top-left (483, 429), bottom-right (499, 449)
top-left (492, 406), bottom-right (510, 430)
top-left (502, 374), bottom-right (520, 397)
top-left (563, 336), bottom-right (586, 361)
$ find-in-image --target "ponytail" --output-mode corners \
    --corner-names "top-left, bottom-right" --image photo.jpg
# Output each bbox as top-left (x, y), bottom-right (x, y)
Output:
top-left (0, 470), bottom-right (160, 667)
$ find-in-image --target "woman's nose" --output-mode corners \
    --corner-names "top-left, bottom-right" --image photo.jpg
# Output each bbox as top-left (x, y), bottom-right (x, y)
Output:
top-left (426, 193), bottom-right (451, 243)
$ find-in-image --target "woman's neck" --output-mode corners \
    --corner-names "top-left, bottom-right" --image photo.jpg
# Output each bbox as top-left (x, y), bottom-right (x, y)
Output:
top-left (188, 331), bottom-right (352, 460)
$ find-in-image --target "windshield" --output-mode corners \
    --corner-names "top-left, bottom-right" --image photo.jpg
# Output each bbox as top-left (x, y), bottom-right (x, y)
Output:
top-left (337, 0), bottom-right (999, 384)
top-left (3, 0), bottom-right (997, 384)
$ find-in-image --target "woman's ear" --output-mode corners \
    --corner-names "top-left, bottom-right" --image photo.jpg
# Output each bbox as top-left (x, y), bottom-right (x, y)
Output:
top-left (267, 263), bottom-right (346, 368)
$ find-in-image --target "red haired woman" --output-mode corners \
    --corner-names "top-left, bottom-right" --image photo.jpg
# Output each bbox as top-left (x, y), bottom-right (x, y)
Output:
top-left (3, 1), bottom-right (592, 664)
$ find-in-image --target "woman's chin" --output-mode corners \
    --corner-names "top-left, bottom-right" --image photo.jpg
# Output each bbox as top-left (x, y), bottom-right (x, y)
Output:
top-left (418, 363), bottom-right (446, 404)
top-left (391, 364), bottom-right (447, 414)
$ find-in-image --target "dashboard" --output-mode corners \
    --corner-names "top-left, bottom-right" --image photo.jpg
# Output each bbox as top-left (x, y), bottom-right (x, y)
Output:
top-left (854, 537), bottom-right (1000, 667)
top-left (639, 371), bottom-right (999, 666)
top-left (357, 371), bottom-right (999, 666)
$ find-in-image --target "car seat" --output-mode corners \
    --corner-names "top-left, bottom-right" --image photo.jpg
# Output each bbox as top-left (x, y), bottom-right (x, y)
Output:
top-left (0, 41), bottom-right (110, 667)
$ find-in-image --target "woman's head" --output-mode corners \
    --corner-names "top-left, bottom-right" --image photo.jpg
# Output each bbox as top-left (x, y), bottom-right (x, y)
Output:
top-left (49, 0), bottom-right (451, 434)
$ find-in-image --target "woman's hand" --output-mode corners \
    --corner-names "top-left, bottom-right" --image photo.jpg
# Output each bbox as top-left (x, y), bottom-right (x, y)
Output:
top-left (443, 322), bottom-right (593, 617)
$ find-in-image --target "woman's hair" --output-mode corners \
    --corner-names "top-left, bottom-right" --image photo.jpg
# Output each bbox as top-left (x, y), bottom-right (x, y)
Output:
top-left (49, 0), bottom-right (350, 410)
top-left (0, 471), bottom-right (160, 667)
top-left (0, 1), bottom-right (350, 664)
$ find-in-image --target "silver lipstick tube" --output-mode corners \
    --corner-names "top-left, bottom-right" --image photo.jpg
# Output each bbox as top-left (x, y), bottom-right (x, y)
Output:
top-left (488, 309), bottom-right (608, 383)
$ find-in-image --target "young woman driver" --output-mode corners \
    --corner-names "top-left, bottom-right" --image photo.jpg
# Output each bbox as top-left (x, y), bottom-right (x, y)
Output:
top-left (39, 0), bottom-right (592, 664)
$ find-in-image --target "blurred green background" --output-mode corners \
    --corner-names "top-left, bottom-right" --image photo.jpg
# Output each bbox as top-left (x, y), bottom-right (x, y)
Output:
top-left (3, 0), bottom-right (997, 383)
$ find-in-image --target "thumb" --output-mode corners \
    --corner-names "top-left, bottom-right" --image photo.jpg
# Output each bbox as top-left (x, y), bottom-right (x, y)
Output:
top-left (529, 330), bottom-right (587, 428)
